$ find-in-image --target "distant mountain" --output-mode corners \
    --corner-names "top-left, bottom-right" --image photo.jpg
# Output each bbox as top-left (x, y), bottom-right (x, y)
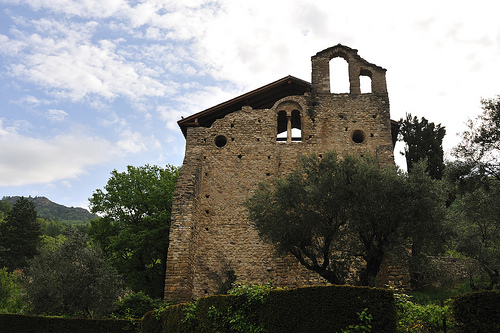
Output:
top-left (1, 196), bottom-right (98, 225)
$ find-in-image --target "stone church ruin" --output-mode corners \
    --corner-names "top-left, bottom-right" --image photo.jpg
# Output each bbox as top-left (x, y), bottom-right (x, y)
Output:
top-left (164, 44), bottom-right (400, 302)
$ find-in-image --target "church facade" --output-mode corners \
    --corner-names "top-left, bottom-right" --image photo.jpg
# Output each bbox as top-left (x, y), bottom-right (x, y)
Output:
top-left (164, 44), bottom-right (400, 302)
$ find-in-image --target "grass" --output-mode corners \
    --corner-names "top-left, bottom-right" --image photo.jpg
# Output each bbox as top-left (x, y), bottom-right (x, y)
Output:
top-left (407, 282), bottom-right (475, 305)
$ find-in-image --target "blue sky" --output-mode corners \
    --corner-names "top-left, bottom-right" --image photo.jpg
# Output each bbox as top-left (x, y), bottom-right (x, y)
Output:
top-left (1, 0), bottom-right (500, 209)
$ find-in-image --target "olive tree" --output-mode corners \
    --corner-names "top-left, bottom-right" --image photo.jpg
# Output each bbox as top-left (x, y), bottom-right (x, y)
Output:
top-left (245, 152), bottom-right (447, 287)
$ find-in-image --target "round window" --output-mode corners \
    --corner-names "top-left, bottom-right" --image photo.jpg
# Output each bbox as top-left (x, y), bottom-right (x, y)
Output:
top-left (351, 130), bottom-right (366, 144)
top-left (214, 135), bottom-right (227, 147)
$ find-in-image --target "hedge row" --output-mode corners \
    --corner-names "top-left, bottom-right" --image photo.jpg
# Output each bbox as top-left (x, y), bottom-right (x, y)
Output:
top-left (0, 313), bottom-right (138, 333)
top-left (452, 290), bottom-right (500, 333)
top-left (143, 285), bottom-right (397, 333)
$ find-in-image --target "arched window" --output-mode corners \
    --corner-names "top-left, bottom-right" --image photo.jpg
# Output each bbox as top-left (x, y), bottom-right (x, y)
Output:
top-left (276, 109), bottom-right (302, 143)
top-left (360, 76), bottom-right (372, 93)
top-left (360, 68), bottom-right (373, 93)
top-left (276, 111), bottom-right (288, 142)
top-left (329, 57), bottom-right (349, 93)
top-left (291, 110), bottom-right (302, 142)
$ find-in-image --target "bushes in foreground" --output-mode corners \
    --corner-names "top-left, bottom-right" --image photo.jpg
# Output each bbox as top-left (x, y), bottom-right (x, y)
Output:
top-left (143, 284), bottom-right (397, 333)
top-left (452, 290), bottom-right (500, 333)
top-left (0, 314), bottom-right (137, 333)
top-left (393, 289), bottom-right (452, 332)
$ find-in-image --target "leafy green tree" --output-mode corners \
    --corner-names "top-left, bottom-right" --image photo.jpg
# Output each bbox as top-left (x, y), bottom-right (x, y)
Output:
top-left (404, 162), bottom-right (451, 288)
top-left (24, 228), bottom-right (124, 318)
top-left (0, 267), bottom-right (24, 313)
top-left (245, 152), bottom-right (447, 287)
top-left (453, 96), bottom-right (500, 187)
top-left (0, 197), bottom-right (41, 271)
top-left (88, 164), bottom-right (179, 299)
top-left (0, 200), bottom-right (11, 221)
top-left (113, 291), bottom-right (164, 319)
top-left (38, 218), bottom-right (66, 237)
top-left (450, 95), bottom-right (500, 289)
top-left (398, 113), bottom-right (446, 180)
top-left (456, 182), bottom-right (500, 289)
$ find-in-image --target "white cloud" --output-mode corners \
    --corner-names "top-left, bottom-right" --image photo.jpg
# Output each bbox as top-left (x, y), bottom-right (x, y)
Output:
top-left (116, 129), bottom-right (161, 154)
top-left (0, 119), bottom-right (118, 186)
top-left (158, 84), bottom-right (243, 129)
top-left (0, 34), bottom-right (27, 55)
top-left (2, 0), bottom-right (128, 18)
top-left (2, 18), bottom-right (176, 103)
top-left (46, 109), bottom-right (68, 121)
top-left (10, 39), bottom-right (172, 101)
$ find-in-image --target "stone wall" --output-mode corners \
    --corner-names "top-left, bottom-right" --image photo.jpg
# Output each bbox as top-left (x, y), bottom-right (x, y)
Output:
top-left (425, 256), bottom-right (481, 289)
top-left (165, 45), bottom-right (398, 302)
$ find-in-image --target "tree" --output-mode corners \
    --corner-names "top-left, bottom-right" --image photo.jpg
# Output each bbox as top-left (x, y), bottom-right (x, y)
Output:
top-left (0, 197), bottom-right (41, 271)
top-left (453, 96), bottom-right (500, 187)
top-left (88, 164), bottom-right (179, 299)
top-left (0, 267), bottom-right (23, 313)
top-left (398, 113), bottom-right (446, 180)
top-left (0, 200), bottom-right (11, 221)
top-left (448, 96), bottom-right (500, 289)
top-left (245, 152), bottom-right (447, 287)
top-left (456, 182), bottom-right (500, 289)
top-left (404, 161), bottom-right (451, 288)
top-left (23, 228), bottom-right (124, 318)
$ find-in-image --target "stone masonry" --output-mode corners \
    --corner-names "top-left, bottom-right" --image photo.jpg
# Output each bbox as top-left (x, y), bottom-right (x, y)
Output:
top-left (164, 44), bottom-right (400, 302)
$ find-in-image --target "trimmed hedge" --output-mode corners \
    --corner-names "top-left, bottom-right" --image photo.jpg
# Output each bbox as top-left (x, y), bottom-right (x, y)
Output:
top-left (144, 285), bottom-right (397, 333)
top-left (260, 285), bottom-right (396, 333)
top-left (452, 290), bottom-right (500, 333)
top-left (0, 313), bottom-right (138, 333)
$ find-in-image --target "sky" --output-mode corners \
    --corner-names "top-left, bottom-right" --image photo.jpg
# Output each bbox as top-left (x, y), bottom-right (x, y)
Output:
top-left (1, 0), bottom-right (500, 210)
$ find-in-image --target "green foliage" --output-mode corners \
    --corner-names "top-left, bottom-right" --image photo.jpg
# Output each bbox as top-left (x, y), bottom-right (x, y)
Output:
top-left (0, 197), bottom-right (41, 271)
top-left (0, 201), bottom-right (10, 221)
top-left (398, 113), bottom-right (446, 180)
top-left (88, 164), bottom-right (179, 299)
top-left (113, 291), bottom-right (164, 319)
top-left (23, 229), bottom-right (125, 318)
top-left (205, 283), bottom-right (275, 333)
top-left (0, 268), bottom-right (24, 313)
top-left (217, 269), bottom-right (237, 295)
top-left (38, 218), bottom-right (66, 237)
top-left (38, 234), bottom-right (66, 252)
top-left (405, 162), bottom-right (452, 289)
top-left (393, 288), bottom-right (452, 333)
top-left (452, 290), bottom-right (500, 333)
top-left (453, 96), bottom-right (500, 185)
top-left (454, 182), bottom-right (500, 290)
top-left (0, 313), bottom-right (138, 333)
top-left (144, 285), bottom-right (397, 333)
top-left (245, 152), bottom-right (447, 287)
top-left (340, 308), bottom-right (372, 333)
top-left (409, 287), bottom-right (460, 306)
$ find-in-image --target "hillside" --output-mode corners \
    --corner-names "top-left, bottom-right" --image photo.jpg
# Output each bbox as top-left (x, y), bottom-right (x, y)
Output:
top-left (1, 196), bottom-right (97, 225)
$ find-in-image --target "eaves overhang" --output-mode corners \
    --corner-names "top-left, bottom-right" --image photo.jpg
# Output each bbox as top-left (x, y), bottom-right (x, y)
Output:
top-left (177, 75), bottom-right (312, 137)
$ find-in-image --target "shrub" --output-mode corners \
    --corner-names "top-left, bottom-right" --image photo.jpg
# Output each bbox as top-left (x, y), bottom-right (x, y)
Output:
top-left (452, 290), bottom-right (500, 333)
top-left (394, 288), bottom-right (452, 333)
top-left (261, 285), bottom-right (396, 333)
top-left (0, 313), bottom-right (137, 333)
top-left (113, 291), bottom-right (164, 319)
top-left (143, 285), bottom-right (397, 333)
top-left (341, 308), bottom-right (373, 333)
